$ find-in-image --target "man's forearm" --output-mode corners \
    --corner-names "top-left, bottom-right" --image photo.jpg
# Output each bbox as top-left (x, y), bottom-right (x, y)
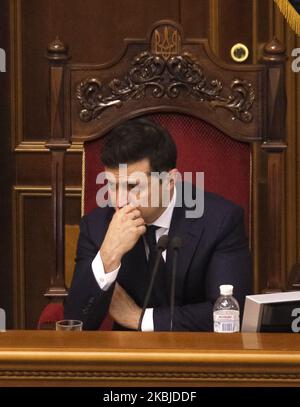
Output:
top-left (100, 247), bottom-right (122, 273)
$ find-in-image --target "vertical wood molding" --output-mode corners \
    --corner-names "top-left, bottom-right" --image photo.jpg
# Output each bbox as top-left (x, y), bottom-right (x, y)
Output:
top-left (251, 0), bottom-right (260, 292)
top-left (50, 152), bottom-right (68, 293)
top-left (12, 187), bottom-right (26, 328)
top-left (274, 0), bottom-right (285, 41)
top-left (251, 146), bottom-right (260, 293)
top-left (261, 148), bottom-right (286, 290)
top-left (252, 0), bottom-right (258, 64)
top-left (269, 0), bottom-right (274, 39)
top-left (297, 36), bottom-right (300, 263)
top-left (209, 0), bottom-right (219, 55)
top-left (10, 0), bottom-right (23, 151)
top-left (285, 25), bottom-right (297, 277)
top-left (273, 1), bottom-right (300, 281)
top-left (45, 39), bottom-right (71, 299)
top-left (262, 37), bottom-right (287, 291)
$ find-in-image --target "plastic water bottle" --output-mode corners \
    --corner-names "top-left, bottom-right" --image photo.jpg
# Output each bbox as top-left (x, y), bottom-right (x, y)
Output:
top-left (213, 285), bottom-right (240, 333)
top-left (0, 308), bottom-right (5, 332)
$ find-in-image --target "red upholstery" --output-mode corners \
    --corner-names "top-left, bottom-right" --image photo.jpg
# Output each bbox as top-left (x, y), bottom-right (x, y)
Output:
top-left (37, 301), bottom-right (113, 330)
top-left (37, 302), bottom-right (64, 329)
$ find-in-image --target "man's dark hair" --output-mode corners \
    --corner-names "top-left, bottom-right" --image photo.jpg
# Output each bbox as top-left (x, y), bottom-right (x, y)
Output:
top-left (101, 117), bottom-right (177, 172)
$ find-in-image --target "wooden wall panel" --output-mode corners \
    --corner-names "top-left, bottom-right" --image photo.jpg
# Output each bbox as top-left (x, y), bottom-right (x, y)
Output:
top-left (285, 24), bottom-right (298, 282)
top-left (218, 0), bottom-right (253, 63)
top-left (180, 0), bottom-right (210, 38)
top-left (256, 0), bottom-right (273, 46)
top-left (15, 153), bottom-right (82, 186)
top-left (13, 189), bottom-right (81, 329)
top-left (23, 193), bottom-right (53, 329)
top-left (0, 0), bottom-right (13, 327)
top-left (297, 35), bottom-right (300, 266)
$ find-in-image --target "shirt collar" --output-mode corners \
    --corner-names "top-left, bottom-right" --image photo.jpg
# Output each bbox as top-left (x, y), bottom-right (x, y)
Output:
top-left (149, 186), bottom-right (176, 230)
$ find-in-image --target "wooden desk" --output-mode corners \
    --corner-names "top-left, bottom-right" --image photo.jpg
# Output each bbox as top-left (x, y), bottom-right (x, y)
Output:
top-left (0, 331), bottom-right (300, 386)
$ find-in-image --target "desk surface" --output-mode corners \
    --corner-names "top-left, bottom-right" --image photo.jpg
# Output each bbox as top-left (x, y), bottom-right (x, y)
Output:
top-left (0, 331), bottom-right (300, 386)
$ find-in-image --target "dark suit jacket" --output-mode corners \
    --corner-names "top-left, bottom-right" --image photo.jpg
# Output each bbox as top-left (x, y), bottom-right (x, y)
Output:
top-left (64, 188), bottom-right (252, 331)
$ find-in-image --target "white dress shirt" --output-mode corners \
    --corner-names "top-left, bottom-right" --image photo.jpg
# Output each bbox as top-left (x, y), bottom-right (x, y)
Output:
top-left (92, 187), bottom-right (177, 331)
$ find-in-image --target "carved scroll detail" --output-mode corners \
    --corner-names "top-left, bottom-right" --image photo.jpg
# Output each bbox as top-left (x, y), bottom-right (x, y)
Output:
top-left (76, 51), bottom-right (255, 123)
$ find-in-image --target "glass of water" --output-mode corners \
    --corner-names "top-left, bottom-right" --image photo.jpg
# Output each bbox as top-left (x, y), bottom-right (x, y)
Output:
top-left (56, 319), bottom-right (83, 331)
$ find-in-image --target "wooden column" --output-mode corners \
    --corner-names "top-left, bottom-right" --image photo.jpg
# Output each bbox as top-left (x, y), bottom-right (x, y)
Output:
top-left (262, 38), bottom-right (287, 291)
top-left (45, 39), bottom-right (70, 299)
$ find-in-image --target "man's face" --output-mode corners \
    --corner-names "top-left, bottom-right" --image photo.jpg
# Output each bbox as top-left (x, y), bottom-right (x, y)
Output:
top-left (105, 158), bottom-right (175, 223)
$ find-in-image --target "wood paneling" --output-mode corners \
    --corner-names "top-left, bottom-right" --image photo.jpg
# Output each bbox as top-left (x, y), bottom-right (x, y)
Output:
top-left (256, 0), bottom-right (273, 47)
top-left (0, 0), bottom-right (13, 327)
top-left (285, 25), bottom-right (298, 279)
top-left (13, 188), bottom-right (52, 328)
top-left (15, 153), bottom-right (82, 186)
top-left (218, 0), bottom-right (253, 64)
top-left (180, 0), bottom-right (210, 38)
top-left (269, 1), bottom-right (300, 282)
top-left (13, 188), bottom-right (81, 329)
top-left (23, 193), bottom-right (53, 329)
top-left (297, 35), bottom-right (300, 264)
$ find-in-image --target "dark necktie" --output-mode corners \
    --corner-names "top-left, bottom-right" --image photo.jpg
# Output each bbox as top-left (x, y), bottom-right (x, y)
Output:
top-left (144, 225), bottom-right (160, 272)
top-left (144, 225), bottom-right (168, 306)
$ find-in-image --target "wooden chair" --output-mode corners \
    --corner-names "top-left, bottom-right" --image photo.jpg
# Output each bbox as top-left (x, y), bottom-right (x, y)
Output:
top-left (38, 20), bottom-right (287, 329)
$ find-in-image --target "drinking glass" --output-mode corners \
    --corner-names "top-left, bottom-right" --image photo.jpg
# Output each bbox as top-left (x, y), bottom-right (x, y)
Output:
top-left (56, 319), bottom-right (83, 331)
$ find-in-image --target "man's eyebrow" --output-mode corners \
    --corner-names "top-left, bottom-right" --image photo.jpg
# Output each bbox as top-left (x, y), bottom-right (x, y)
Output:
top-left (106, 171), bottom-right (151, 184)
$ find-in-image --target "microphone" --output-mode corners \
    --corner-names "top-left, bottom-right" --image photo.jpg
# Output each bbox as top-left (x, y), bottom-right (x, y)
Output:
top-left (169, 236), bottom-right (182, 331)
top-left (138, 235), bottom-right (169, 331)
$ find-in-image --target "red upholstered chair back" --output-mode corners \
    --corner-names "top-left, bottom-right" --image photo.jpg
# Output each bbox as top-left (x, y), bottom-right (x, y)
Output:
top-left (83, 113), bottom-right (251, 232)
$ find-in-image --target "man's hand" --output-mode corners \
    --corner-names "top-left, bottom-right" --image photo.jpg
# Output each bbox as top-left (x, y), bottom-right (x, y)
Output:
top-left (109, 283), bottom-right (142, 330)
top-left (100, 204), bottom-right (146, 273)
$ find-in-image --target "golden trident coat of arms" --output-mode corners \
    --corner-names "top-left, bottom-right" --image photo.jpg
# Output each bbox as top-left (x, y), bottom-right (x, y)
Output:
top-left (151, 26), bottom-right (181, 60)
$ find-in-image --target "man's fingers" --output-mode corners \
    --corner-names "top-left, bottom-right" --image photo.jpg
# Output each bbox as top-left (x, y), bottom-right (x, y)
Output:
top-left (133, 217), bottom-right (145, 227)
top-left (137, 225), bottom-right (147, 235)
top-left (127, 209), bottom-right (141, 220)
top-left (120, 203), bottom-right (138, 214)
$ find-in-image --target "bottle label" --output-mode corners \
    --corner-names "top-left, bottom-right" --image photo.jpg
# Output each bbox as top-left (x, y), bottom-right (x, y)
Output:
top-left (213, 310), bottom-right (240, 333)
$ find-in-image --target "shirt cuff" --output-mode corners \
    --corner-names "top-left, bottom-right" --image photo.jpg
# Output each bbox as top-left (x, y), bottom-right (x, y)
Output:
top-left (92, 251), bottom-right (120, 291)
top-left (141, 308), bottom-right (154, 331)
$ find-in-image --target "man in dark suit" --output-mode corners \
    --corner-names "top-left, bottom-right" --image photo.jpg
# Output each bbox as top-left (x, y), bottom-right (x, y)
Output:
top-left (64, 118), bottom-right (252, 331)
